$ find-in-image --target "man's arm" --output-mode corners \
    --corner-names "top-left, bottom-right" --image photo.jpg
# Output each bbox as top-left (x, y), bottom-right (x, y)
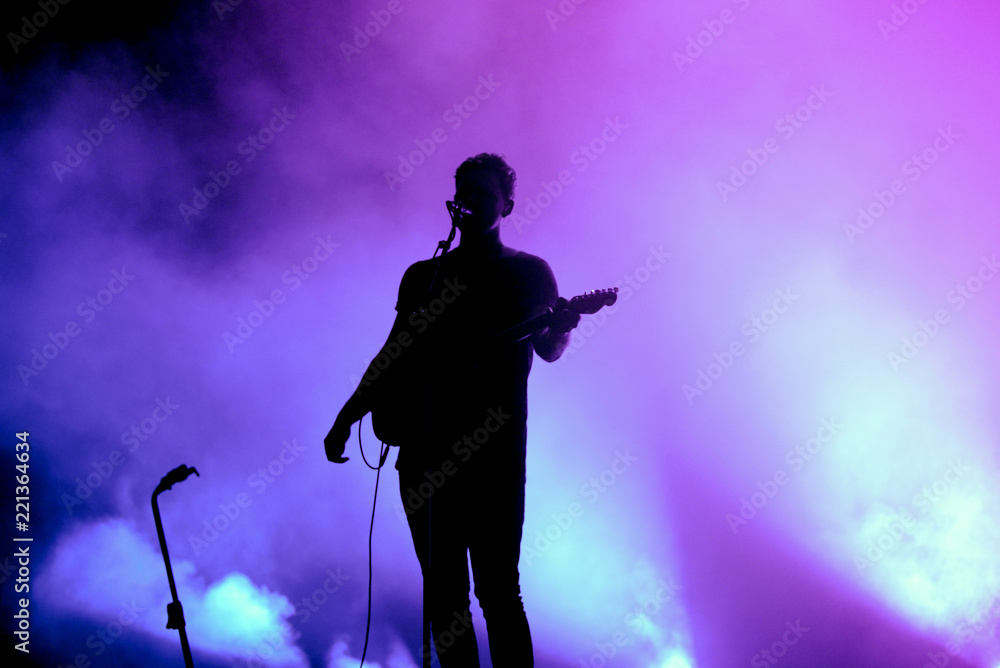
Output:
top-left (326, 260), bottom-right (426, 462)
top-left (325, 309), bottom-right (409, 463)
top-left (532, 298), bottom-right (580, 363)
top-left (524, 258), bottom-right (579, 363)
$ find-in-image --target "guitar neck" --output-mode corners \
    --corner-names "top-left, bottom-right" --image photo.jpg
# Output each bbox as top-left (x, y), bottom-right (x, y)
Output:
top-left (490, 288), bottom-right (618, 348)
top-left (491, 311), bottom-right (553, 348)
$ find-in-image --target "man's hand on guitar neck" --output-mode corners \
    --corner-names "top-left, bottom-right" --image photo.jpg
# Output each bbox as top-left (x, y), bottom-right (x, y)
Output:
top-left (548, 297), bottom-right (582, 334)
top-left (533, 298), bottom-right (580, 363)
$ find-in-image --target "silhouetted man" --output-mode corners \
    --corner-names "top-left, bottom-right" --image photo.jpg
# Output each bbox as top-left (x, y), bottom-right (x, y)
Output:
top-left (325, 153), bottom-right (579, 667)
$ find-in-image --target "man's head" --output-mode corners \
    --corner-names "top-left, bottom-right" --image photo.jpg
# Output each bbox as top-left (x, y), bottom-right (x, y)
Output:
top-left (453, 154), bottom-right (516, 230)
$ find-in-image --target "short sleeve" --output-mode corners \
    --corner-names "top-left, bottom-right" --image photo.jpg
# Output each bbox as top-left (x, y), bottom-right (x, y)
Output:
top-left (521, 254), bottom-right (559, 314)
top-left (535, 258), bottom-right (559, 309)
top-left (395, 262), bottom-right (423, 313)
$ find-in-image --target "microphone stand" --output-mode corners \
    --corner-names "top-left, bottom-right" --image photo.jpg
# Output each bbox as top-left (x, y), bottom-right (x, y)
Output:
top-left (426, 202), bottom-right (462, 296)
top-left (438, 203), bottom-right (461, 256)
top-left (152, 464), bottom-right (200, 668)
top-left (419, 202), bottom-right (464, 668)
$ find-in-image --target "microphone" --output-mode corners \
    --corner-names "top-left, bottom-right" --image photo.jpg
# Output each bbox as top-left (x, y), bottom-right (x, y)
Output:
top-left (446, 200), bottom-right (472, 223)
top-left (155, 464), bottom-right (200, 495)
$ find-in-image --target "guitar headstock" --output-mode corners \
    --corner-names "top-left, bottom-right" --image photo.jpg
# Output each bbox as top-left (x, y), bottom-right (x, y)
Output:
top-left (566, 288), bottom-right (618, 315)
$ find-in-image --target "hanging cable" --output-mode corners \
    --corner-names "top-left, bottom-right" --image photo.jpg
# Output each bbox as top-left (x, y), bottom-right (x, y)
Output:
top-left (358, 415), bottom-right (388, 667)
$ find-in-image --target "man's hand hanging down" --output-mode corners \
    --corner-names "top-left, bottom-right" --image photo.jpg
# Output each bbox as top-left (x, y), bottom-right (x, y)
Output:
top-left (324, 420), bottom-right (351, 463)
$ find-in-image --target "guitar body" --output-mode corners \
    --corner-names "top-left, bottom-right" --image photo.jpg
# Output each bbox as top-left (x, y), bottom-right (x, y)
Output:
top-left (369, 288), bottom-right (618, 448)
top-left (370, 363), bottom-right (427, 447)
top-left (370, 396), bottom-right (414, 448)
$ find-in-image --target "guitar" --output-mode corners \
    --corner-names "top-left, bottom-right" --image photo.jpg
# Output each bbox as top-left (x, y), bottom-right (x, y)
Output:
top-left (370, 288), bottom-right (619, 447)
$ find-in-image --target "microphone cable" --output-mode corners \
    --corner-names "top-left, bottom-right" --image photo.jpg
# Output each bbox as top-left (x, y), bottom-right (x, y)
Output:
top-left (358, 202), bottom-right (457, 664)
top-left (358, 414), bottom-right (389, 667)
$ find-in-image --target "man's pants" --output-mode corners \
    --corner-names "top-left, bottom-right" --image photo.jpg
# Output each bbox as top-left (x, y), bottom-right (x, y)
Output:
top-left (399, 458), bottom-right (533, 667)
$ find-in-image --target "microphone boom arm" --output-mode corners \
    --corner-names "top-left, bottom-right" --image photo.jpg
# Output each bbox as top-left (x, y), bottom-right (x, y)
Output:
top-left (152, 464), bottom-right (200, 668)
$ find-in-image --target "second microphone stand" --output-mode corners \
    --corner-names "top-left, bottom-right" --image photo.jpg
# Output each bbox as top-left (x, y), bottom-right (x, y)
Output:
top-left (152, 464), bottom-right (200, 668)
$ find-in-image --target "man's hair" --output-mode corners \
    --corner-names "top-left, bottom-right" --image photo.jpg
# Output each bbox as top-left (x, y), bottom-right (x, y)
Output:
top-left (455, 153), bottom-right (516, 201)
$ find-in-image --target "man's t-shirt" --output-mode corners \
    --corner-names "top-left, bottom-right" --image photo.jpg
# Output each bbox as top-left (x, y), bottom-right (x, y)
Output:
top-left (389, 243), bottom-right (558, 472)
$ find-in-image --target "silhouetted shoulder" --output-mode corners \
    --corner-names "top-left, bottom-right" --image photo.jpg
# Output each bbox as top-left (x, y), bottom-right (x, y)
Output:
top-left (500, 246), bottom-right (549, 270)
top-left (395, 259), bottom-right (439, 313)
top-left (501, 247), bottom-right (558, 308)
